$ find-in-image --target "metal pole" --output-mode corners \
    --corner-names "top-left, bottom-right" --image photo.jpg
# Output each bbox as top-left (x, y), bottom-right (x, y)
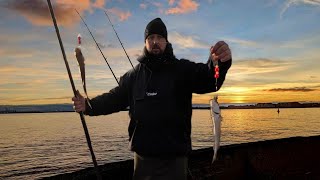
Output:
top-left (46, 1), bottom-right (102, 179)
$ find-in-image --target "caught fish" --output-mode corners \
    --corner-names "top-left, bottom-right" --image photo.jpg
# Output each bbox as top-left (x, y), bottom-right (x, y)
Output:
top-left (210, 95), bottom-right (222, 163)
top-left (75, 34), bottom-right (91, 108)
top-left (74, 47), bottom-right (87, 93)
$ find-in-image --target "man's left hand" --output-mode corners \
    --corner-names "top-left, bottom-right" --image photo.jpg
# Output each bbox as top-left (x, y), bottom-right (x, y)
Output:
top-left (210, 41), bottom-right (232, 62)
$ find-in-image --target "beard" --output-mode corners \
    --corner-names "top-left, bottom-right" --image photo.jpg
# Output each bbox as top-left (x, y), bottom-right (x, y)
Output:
top-left (149, 44), bottom-right (164, 55)
top-left (143, 42), bottom-right (174, 62)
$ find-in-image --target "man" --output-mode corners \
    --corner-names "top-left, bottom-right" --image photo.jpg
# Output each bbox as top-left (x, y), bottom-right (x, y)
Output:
top-left (73, 17), bottom-right (232, 180)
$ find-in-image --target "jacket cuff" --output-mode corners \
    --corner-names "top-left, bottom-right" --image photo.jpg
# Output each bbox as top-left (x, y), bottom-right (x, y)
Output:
top-left (219, 58), bottom-right (232, 68)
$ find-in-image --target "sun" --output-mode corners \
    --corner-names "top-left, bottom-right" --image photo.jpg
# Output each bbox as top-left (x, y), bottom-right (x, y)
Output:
top-left (230, 96), bottom-right (246, 103)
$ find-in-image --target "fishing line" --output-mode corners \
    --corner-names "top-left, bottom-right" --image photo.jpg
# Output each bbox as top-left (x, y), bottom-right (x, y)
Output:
top-left (104, 10), bottom-right (135, 70)
top-left (75, 9), bottom-right (120, 85)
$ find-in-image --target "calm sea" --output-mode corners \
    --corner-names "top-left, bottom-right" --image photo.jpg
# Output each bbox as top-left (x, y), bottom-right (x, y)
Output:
top-left (1, 108), bottom-right (320, 179)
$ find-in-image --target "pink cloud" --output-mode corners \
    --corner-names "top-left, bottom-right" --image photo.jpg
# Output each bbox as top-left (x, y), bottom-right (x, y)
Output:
top-left (140, 3), bottom-right (147, 9)
top-left (3, 0), bottom-right (106, 26)
top-left (166, 0), bottom-right (199, 14)
top-left (92, 0), bottom-right (106, 8)
top-left (108, 7), bottom-right (132, 21)
top-left (147, 1), bottom-right (164, 13)
top-left (152, 2), bottom-right (163, 8)
top-left (168, 0), bottom-right (175, 6)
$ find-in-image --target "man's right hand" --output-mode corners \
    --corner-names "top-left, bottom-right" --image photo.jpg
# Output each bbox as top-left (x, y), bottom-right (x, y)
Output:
top-left (72, 90), bottom-right (86, 113)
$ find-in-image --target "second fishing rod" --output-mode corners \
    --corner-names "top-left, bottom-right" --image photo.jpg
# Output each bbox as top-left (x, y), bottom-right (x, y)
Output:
top-left (104, 10), bottom-right (135, 70)
top-left (75, 9), bottom-right (119, 85)
top-left (75, 9), bottom-right (135, 85)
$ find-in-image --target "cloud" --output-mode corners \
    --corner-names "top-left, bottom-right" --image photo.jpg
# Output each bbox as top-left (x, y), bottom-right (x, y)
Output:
top-left (0, 65), bottom-right (68, 82)
top-left (280, 0), bottom-right (320, 18)
top-left (7, 96), bottom-right (72, 102)
top-left (224, 35), bottom-right (320, 52)
top-left (166, 0), bottom-right (199, 14)
top-left (97, 42), bottom-right (106, 49)
top-left (226, 56), bottom-right (320, 91)
top-left (93, 0), bottom-right (106, 8)
top-left (2, 0), bottom-right (106, 26)
top-left (152, 2), bottom-right (163, 8)
top-left (0, 48), bottom-right (34, 58)
top-left (267, 87), bottom-right (316, 92)
top-left (168, 0), bottom-right (175, 6)
top-left (170, 32), bottom-right (209, 49)
top-left (224, 38), bottom-right (259, 48)
top-left (140, 3), bottom-right (147, 9)
top-left (107, 7), bottom-right (131, 21)
top-left (230, 58), bottom-right (295, 76)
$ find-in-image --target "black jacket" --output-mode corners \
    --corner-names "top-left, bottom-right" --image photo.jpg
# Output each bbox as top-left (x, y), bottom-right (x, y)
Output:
top-left (85, 43), bottom-right (232, 157)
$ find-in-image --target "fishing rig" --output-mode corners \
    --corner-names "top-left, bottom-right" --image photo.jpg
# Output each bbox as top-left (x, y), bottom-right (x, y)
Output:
top-left (46, 1), bottom-right (101, 179)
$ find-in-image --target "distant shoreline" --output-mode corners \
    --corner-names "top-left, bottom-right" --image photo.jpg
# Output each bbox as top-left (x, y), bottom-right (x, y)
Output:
top-left (0, 111), bottom-right (75, 114)
top-left (1, 105), bottom-right (319, 114)
top-left (194, 106), bottom-right (320, 110)
top-left (1, 101), bottom-right (319, 114)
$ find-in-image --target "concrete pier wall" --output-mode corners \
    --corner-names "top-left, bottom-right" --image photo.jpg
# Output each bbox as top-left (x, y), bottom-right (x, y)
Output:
top-left (42, 135), bottom-right (320, 180)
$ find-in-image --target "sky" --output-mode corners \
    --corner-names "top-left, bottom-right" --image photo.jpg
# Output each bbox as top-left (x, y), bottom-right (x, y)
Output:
top-left (0, 0), bottom-right (319, 105)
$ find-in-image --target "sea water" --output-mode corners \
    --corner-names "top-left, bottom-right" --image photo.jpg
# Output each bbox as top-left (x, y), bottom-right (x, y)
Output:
top-left (1, 108), bottom-right (319, 179)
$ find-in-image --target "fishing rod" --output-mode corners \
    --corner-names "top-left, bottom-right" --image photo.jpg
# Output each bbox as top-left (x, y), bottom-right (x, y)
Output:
top-left (75, 9), bottom-right (119, 85)
top-left (104, 10), bottom-right (135, 70)
top-left (46, 1), bottom-right (102, 179)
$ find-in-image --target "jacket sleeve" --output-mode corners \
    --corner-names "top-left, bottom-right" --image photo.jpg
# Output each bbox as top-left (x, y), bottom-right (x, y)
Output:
top-left (84, 71), bottom-right (133, 116)
top-left (188, 57), bottom-right (232, 94)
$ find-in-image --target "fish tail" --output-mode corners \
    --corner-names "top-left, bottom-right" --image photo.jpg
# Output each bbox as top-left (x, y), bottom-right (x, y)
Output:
top-left (82, 78), bottom-right (87, 96)
top-left (82, 81), bottom-right (92, 109)
top-left (212, 152), bottom-right (217, 164)
top-left (86, 98), bottom-right (92, 109)
top-left (83, 88), bottom-right (92, 110)
top-left (81, 72), bottom-right (92, 110)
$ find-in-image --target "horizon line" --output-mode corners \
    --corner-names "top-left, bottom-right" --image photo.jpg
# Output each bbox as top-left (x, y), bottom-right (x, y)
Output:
top-left (1, 101), bottom-right (320, 106)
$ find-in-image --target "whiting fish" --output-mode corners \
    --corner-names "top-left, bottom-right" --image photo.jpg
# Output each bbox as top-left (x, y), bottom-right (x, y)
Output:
top-left (210, 95), bottom-right (222, 163)
top-left (75, 34), bottom-right (91, 108)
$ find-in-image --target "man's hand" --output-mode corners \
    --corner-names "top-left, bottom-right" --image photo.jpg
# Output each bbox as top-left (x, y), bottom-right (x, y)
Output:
top-left (72, 90), bottom-right (86, 113)
top-left (210, 41), bottom-right (232, 62)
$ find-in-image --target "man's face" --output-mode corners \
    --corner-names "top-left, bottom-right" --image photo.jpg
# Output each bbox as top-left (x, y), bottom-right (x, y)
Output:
top-left (145, 34), bottom-right (167, 55)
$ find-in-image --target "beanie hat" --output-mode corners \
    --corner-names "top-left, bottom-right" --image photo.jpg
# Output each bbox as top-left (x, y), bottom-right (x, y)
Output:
top-left (144, 18), bottom-right (167, 41)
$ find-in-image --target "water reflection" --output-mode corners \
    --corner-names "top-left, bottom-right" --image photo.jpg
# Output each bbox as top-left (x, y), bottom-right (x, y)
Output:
top-left (1, 108), bottom-right (319, 179)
